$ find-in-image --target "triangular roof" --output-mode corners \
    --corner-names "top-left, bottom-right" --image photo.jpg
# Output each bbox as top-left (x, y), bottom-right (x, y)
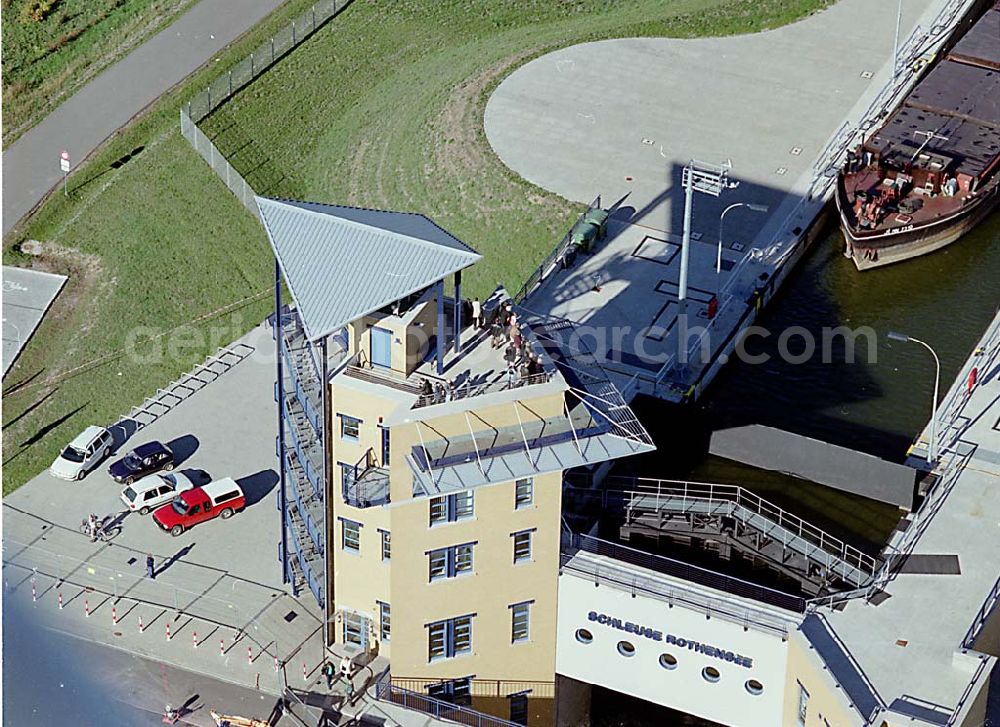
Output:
top-left (257, 198), bottom-right (481, 342)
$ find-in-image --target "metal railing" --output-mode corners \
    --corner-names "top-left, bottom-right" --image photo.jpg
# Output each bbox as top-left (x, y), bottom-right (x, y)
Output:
top-left (413, 371), bottom-right (552, 408)
top-left (565, 531), bottom-right (806, 617)
top-left (375, 678), bottom-right (522, 727)
top-left (512, 196), bottom-right (602, 305)
top-left (185, 0), bottom-right (349, 122)
top-left (618, 478), bottom-right (879, 580)
top-left (389, 677), bottom-right (555, 700)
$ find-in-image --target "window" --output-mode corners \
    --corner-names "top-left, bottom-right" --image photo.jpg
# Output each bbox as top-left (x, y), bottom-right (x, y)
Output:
top-left (380, 426), bottom-right (390, 465)
top-left (340, 462), bottom-right (356, 489)
top-left (378, 601), bottom-right (391, 641)
top-left (797, 682), bottom-right (809, 725)
top-left (343, 611), bottom-right (364, 646)
top-left (617, 641), bottom-right (636, 657)
top-left (380, 530), bottom-right (391, 561)
top-left (702, 666), bottom-right (721, 683)
top-left (575, 628), bottom-right (593, 644)
top-left (339, 414), bottom-right (361, 442)
top-left (429, 543), bottom-right (475, 581)
top-left (429, 491), bottom-right (474, 525)
top-left (659, 653), bottom-right (678, 670)
top-left (427, 615), bottom-right (474, 661)
top-left (514, 478), bottom-right (533, 509)
top-left (341, 519), bottom-right (361, 553)
top-left (745, 679), bottom-right (764, 696)
top-left (512, 530), bottom-right (533, 563)
top-left (509, 692), bottom-right (529, 726)
top-left (510, 602), bottom-right (531, 643)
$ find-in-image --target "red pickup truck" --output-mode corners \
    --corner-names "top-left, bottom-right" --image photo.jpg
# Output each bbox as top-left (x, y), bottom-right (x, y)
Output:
top-left (153, 477), bottom-right (245, 536)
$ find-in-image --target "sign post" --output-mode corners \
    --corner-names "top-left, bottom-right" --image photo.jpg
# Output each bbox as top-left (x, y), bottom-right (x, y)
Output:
top-left (59, 151), bottom-right (70, 197)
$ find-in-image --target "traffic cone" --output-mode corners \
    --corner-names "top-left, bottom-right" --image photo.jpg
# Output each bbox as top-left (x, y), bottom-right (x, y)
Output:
top-left (138, 614), bottom-right (145, 633)
top-left (166, 622), bottom-right (172, 641)
top-left (193, 631), bottom-right (198, 649)
top-left (58, 592), bottom-right (64, 610)
top-left (85, 599), bottom-right (90, 618)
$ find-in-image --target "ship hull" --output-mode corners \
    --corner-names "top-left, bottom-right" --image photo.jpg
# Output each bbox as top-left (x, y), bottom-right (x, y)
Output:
top-left (836, 182), bottom-right (1000, 271)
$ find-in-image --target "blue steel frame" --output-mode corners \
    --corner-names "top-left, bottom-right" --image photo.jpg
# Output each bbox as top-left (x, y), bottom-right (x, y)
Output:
top-left (275, 256), bottom-right (328, 610)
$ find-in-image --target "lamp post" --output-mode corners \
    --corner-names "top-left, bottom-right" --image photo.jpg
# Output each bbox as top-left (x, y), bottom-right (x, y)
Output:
top-left (888, 331), bottom-right (940, 463)
top-left (678, 160), bottom-right (739, 368)
top-left (893, 0), bottom-right (903, 76)
top-left (717, 203), bottom-right (769, 293)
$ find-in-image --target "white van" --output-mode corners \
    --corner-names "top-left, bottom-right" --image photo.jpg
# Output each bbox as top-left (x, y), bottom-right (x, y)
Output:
top-left (50, 426), bottom-right (114, 481)
top-left (121, 471), bottom-right (196, 515)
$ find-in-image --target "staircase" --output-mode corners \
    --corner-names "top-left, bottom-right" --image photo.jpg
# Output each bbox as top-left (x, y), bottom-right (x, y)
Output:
top-left (619, 479), bottom-right (879, 591)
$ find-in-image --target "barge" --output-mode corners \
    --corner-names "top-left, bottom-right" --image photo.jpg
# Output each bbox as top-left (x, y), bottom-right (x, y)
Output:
top-left (836, 1), bottom-right (1000, 270)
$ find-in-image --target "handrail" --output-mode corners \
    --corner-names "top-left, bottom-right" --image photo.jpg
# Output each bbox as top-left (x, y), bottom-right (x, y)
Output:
top-left (376, 679), bottom-right (522, 727)
top-left (413, 371), bottom-right (552, 409)
top-left (617, 477), bottom-right (878, 577)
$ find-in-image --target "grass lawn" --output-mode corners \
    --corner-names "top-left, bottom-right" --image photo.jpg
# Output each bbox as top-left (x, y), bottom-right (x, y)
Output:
top-left (2, 0), bottom-right (198, 146)
top-left (2, 0), bottom-right (831, 495)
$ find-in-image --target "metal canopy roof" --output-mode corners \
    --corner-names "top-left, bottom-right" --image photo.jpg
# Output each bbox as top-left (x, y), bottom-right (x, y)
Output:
top-left (257, 197), bottom-right (482, 342)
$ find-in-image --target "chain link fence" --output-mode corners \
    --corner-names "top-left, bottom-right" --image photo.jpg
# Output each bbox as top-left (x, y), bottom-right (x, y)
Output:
top-left (186, 0), bottom-right (346, 123)
top-left (181, 108), bottom-right (261, 220)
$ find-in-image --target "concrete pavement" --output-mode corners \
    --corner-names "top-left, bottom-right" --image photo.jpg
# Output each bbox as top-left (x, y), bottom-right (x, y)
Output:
top-left (1, 0), bottom-right (287, 237)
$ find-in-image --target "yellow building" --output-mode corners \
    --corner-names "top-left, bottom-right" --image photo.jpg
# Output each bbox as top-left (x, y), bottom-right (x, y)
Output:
top-left (260, 197), bottom-right (654, 725)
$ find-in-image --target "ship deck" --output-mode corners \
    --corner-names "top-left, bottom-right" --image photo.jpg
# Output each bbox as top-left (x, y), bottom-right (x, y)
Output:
top-left (840, 168), bottom-right (967, 237)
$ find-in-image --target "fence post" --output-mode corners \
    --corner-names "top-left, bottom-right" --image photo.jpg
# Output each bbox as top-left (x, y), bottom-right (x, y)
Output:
top-left (292, 21), bottom-right (296, 44)
top-left (228, 70), bottom-right (233, 98)
top-left (207, 86), bottom-right (211, 112)
top-left (271, 38), bottom-right (275, 64)
top-left (312, 5), bottom-right (316, 29)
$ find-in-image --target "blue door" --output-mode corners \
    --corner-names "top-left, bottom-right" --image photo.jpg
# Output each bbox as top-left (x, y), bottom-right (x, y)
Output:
top-left (371, 327), bottom-right (392, 368)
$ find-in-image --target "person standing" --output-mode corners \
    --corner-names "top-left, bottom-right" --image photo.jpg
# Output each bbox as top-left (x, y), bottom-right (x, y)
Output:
top-left (471, 297), bottom-right (482, 329)
top-left (146, 553), bottom-right (155, 580)
top-left (88, 513), bottom-right (98, 542)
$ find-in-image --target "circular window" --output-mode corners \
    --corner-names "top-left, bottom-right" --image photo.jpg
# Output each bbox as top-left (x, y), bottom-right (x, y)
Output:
top-left (575, 628), bottom-right (593, 644)
top-left (745, 679), bottom-right (764, 696)
top-left (617, 640), bottom-right (636, 657)
top-left (702, 666), bottom-right (721, 683)
top-left (658, 653), bottom-right (678, 670)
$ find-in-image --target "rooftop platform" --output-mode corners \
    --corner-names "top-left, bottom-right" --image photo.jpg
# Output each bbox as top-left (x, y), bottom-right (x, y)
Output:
top-left (810, 310), bottom-right (1000, 724)
top-left (485, 0), bottom-right (967, 401)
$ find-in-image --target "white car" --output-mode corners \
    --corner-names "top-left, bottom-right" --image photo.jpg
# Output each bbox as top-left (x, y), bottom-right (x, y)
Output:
top-left (49, 426), bottom-right (114, 481)
top-left (121, 472), bottom-right (196, 515)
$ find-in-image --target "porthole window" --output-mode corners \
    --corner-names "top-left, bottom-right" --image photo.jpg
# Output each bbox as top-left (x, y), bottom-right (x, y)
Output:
top-left (575, 628), bottom-right (593, 644)
top-left (659, 653), bottom-right (678, 670)
top-left (702, 666), bottom-right (721, 683)
top-left (617, 640), bottom-right (636, 657)
top-left (745, 679), bottom-right (764, 696)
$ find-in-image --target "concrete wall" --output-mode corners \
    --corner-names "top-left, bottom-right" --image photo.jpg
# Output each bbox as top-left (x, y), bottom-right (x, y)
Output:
top-left (389, 470), bottom-right (562, 682)
top-left (556, 571), bottom-right (790, 726)
top-left (781, 629), bottom-right (862, 727)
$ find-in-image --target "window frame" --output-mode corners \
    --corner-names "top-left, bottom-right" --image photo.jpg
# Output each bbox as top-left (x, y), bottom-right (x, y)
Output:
top-left (339, 414), bottom-right (362, 442)
top-left (343, 611), bottom-right (365, 646)
top-left (379, 529), bottom-right (391, 561)
top-left (510, 601), bottom-right (531, 644)
top-left (428, 542), bottom-right (476, 581)
top-left (341, 518), bottom-right (362, 553)
top-left (514, 478), bottom-right (533, 509)
top-left (378, 601), bottom-right (391, 642)
top-left (427, 614), bottom-right (475, 662)
top-left (429, 490), bottom-right (475, 526)
top-left (512, 529), bottom-right (534, 564)
top-left (796, 681), bottom-right (809, 725)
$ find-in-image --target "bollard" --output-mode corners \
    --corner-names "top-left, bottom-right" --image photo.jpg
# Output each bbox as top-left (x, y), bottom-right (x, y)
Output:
top-left (247, 646), bottom-right (253, 665)
top-left (166, 622), bottom-right (172, 641)
top-left (138, 614), bottom-right (145, 633)
top-left (193, 631), bottom-right (198, 649)
top-left (58, 592), bottom-right (64, 610)
top-left (112, 606), bottom-right (118, 625)
top-left (274, 655), bottom-right (279, 673)
top-left (220, 639), bottom-right (225, 657)
top-left (303, 663), bottom-right (307, 683)
top-left (31, 580), bottom-right (37, 602)
top-left (85, 599), bottom-right (90, 618)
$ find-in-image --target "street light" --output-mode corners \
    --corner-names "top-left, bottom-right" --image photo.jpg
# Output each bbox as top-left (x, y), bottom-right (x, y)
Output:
top-left (888, 330), bottom-right (940, 463)
top-left (717, 203), bottom-right (769, 292)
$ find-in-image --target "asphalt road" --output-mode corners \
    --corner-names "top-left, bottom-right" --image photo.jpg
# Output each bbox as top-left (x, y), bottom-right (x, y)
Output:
top-left (2, 0), bottom-right (287, 237)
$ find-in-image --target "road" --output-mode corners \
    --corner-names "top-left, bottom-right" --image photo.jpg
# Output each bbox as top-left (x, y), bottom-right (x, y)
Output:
top-left (1, 0), bottom-right (287, 237)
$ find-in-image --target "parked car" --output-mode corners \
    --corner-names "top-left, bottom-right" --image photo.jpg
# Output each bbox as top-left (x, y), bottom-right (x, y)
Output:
top-left (121, 471), bottom-right (195, 515)
top-left (49, 426), bottom-right (114, 481)
top-left (152, 477), bottom-right (246, 536)
top-left (108, 441), bottom-right (174, 484)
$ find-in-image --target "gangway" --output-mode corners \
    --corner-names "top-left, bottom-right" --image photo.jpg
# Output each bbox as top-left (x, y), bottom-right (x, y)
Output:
top-left (619, 478), bottom-right (879, 590)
